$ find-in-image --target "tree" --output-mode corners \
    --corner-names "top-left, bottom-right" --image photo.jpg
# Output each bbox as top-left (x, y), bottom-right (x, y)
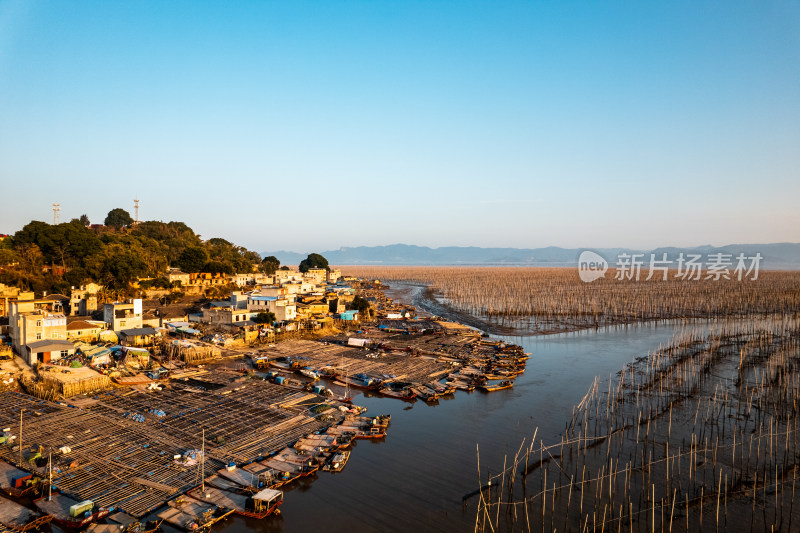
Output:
top-left (202, 260), bottom-right (233, 275)
top-left (105, 208), bottom-right (134, 229)
top-left (260, 255), bottom-right (280, 275)
top-left (79, 214), bottom-right (90, 226)
top-left (298, 253), bottom-right (329, 273)
top-left (253, 311), bottom-right (276, 325)
top-left (176, 246), bottom-right (209, 273)
top-left (348, 296), bottom-right (371, 317)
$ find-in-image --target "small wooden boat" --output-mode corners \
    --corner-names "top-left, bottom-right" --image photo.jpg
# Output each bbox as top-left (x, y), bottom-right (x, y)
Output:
top-left (0, 494), bottom-right (53, 532)
top-left (187, 486), bottom-right (282, 519)
top-left (481, 380), bottom-right (514, 392)
top-left (34, 493), bottom-right (108, 530)
top-left (0, 461), bottom-right (40, 498)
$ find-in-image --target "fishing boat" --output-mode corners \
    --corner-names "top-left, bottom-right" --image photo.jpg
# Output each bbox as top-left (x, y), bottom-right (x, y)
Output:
top-left (326, 417), bottom-right (388, 439)
top-left (0, 461), bottom-right (40, 498)
top-left (409, 385), bottom-right (440, 402)
top-left (268, 357), bottom-right (295, 370)
top-left (156, 499), bottom-right (233, 531)
top-left (426, 381), bottom-right (455, 395)
top-left (0, 494), bottom-right (53, 532)
top-left (447, 378), bottom-right (476, 392)
top-left (480, 380), bottom-right (514, 392)
top-left (298, 368), bottom-right (320, 380)
top-left (106, 512), bottom-right (162, 533)
top-left (187, 486), bottom-right (282, 519)
top-left (378, 385), bottom-right (417, 400)
top-left (334, 374), bottom-right (382, 391)
top-left (33, 493), bottom-right (109, 530)
top-left (322, 451), bottom-right (351, 472)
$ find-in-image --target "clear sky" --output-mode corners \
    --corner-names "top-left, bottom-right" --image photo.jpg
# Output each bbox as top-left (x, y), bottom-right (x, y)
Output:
top-left (1, 1), bottom-right (798, 253)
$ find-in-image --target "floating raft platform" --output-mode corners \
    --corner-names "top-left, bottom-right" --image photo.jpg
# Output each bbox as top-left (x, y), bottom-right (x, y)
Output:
top-left (0, 461), bottom-right (39, 498)
top-left (34, 493), bottom-right (109, 531)
top-left (0, 494), bottom-right (53, 532)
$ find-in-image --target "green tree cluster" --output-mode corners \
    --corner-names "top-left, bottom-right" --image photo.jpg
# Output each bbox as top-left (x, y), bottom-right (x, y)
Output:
top-left (299, 253), bottom-right (329, 273)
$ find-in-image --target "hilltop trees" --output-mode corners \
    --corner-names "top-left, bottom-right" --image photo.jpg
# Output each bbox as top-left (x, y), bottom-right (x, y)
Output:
top-left (104, 208), bottom-right (134, 229)
top-left (176, 246), bottom-right (209, 273)
top-left (299, 253), bottom-right (329, 273)
top-left (0, 212), bottom-right (266, 296)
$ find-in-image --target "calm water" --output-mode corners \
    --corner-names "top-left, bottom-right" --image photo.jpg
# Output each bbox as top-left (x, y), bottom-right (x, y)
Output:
top-left (214, 318), bottom-right (709, 533)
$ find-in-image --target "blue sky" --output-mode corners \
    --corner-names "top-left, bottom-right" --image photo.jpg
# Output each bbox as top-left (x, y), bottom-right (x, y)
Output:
top-left (1, 1), bottom-right (798, 253)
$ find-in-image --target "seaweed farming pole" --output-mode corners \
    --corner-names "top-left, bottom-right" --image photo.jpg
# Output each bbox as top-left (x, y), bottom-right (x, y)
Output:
top-left (19, 408), bottom-right (22, 466)
top-left (201, 428), bottom-right (205, 494)
top-left (48, 450), bottom-right (52, 501)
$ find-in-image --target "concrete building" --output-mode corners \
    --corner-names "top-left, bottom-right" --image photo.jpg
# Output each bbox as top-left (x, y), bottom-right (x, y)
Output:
top-left (202, 307), bottom-right (254, 326)
top-left (327, 269), bottom-right (342, 284)
top-left (0, 285), bottom-right (34, 317)
top-left (167, 270), bottom-right (190, 286)
top-left (303, 268), bottom-right (327, 285)
top-left (69, 283), bottom-right (101, 316)
top-left (103, 299), bottom-right (143, 331)
top-left (8, 298), bottom-right (69, 364)
top-left (66, 320), bottom-right (107, 342)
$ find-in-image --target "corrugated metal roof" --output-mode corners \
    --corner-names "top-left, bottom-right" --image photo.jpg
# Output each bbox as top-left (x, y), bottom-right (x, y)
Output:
top-left (119, 327), bottom-right (157, 337)
top-left (27, 339), bottom-right (75, 352)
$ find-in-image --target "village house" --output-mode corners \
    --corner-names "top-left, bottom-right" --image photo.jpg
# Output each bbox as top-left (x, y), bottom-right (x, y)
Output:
top-left (303, 268), bottom-right (327, 285)
top-left (118, 326), bottom-right (159, 346)
top-left (103, 299), bottom-right (143, 331)
top-left (327, 269), bottom-right (342, 284)
top-left (274, 269), bottom-right (303, 284)
top-left (167, 270), bottom-right (190, 286)
top-left (201, 307), bottom-right (254, 326)
top-left (0, 284), bottom-right (33, 317)
top-left (231, 272), bottom-right (273, 287)
top-left (8, 297), bottom-right (71, 364)
top-left (66, 319), bottom-right (107, 342)
top-left (69, 283), bottom-right (101, 316)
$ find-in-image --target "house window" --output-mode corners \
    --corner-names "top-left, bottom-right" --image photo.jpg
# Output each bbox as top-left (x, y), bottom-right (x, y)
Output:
top-left (52, 332), bottom-right (58, 338)
top-left (35, 333), bottom-right (42, 340)
top-left (36, 320), bottom-right (42, 327)
top-left (61, 350), bottom-right (69, 358)
top-left (120, 321), bottom-right (126, 327)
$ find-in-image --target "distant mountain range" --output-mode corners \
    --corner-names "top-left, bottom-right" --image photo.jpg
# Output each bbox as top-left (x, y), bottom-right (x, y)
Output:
top-left (263, 243), bottom-right (800, 269)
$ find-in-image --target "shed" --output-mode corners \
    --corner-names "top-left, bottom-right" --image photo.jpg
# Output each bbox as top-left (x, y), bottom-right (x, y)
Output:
top-left (27, 339), bottom-right (75, 364)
